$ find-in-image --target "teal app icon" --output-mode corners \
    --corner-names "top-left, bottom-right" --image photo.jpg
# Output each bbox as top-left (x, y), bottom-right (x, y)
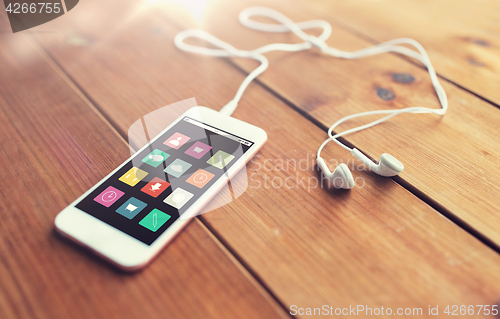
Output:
top-left (142, 149), bottom-right (170, 168)
top-left (139, 209), bottom-right (171, 232)
top-left (116, 197), bottom-right (147, 219)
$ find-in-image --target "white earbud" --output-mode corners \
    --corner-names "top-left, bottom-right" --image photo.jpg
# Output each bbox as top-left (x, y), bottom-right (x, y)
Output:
top-left (351, 148), bottom-right (404, 177)
top-left (316, 157), bottom-right (355, 189)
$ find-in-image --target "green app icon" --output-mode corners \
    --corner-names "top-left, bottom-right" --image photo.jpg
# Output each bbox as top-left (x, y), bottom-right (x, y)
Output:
top-left (207, 150), bottom-right (235, 169)
top-left (142, 149), bottom-right (170, 168)
top-left (139, 209), bottom-right (171, 232)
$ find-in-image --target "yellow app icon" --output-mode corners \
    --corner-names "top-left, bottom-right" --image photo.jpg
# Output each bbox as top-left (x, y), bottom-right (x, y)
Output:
top-left (119, 167), bottom-right (148, 187)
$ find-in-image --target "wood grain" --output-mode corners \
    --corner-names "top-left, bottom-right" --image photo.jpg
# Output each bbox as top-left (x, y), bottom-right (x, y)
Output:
top-left (169, 0), bottom-right (500, 247)
top-left (30, 1), bottom-right (500, 317)
top-left (0, 31), bottom-right (288, 319)
top-left (299, 0), bottom-right (500, 107)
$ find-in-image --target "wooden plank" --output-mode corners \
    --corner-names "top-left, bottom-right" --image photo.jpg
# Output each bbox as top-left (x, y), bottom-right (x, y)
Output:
top-left (162, 0), bottom-right (500, 247)
top-left (0, 30), bottom-right (288, 319)
top-left (300, 0), bottom-right (500, 106)
top-left (30, 0), bottom-right (500, 316)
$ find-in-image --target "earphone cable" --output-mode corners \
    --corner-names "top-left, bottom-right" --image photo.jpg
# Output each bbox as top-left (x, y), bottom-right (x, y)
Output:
top-left (174, 7), bottom-right (448, 158)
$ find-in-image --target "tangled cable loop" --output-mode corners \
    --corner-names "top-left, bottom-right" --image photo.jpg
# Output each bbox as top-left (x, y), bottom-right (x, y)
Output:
top-left (307, 36), bottom-right (329, 50)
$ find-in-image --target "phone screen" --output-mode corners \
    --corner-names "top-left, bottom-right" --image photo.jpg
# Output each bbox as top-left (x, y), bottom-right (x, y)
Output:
top-left (76, 117), bottom-right (253, 245)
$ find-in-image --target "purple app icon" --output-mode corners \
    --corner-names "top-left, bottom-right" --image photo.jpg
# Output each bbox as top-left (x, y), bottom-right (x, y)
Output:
top-left (185, 141), bottom-right (212, 159)
top-left (94, 186), bottom-right (125, 207)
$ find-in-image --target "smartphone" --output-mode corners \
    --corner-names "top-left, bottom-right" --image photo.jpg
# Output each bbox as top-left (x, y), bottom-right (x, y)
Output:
top-left (55, 106), bottom-right (267, 271)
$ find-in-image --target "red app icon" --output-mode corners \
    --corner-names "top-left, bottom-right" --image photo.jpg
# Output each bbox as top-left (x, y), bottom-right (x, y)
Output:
top-left (141, 177), bottom-right (170, 198)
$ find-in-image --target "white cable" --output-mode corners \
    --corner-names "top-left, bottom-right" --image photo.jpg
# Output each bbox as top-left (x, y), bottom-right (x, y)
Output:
top-left (174, 7), bottom-right (448, 158)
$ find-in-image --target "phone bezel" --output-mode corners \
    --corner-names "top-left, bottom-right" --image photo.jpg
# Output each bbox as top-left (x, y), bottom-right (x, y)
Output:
top-left (54, 106), bottom-right (267, 271)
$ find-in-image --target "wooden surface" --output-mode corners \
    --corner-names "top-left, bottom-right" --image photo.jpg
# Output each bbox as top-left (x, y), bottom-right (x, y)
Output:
top-left (300, 0), bottom-right (500, 107)
top-left (1, 0), bottom-right (500, 318)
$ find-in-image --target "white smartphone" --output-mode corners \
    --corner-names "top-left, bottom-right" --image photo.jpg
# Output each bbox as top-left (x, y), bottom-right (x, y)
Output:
top-left (55, 106), bottom-right (267, 271)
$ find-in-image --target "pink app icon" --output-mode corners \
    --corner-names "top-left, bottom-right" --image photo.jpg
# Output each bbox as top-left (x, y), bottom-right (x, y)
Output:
top-left (185, 141), bottom-right (212, 159)
top-left (94, 186), bottom-right (125, 207)
top-left (164, 132), bottom-right (190, 150)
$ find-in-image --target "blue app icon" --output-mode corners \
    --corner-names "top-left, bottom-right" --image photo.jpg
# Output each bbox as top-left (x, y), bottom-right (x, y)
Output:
top-left (115, 197), bottom-right (147, 219)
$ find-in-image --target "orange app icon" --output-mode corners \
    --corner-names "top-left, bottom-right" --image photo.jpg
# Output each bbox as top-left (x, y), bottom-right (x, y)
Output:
top-left (186, 169), bottom-right (215, 188)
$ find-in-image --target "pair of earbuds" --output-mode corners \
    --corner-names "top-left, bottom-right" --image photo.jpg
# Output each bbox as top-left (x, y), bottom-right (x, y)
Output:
top-left (175, 7), bottom-right (448, 190)
top-left (317, 150), bottom-right (404, 189)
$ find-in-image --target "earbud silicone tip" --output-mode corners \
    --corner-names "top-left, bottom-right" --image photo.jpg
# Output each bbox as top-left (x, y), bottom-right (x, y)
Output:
top-left (316, 158), bottom-right (354, 189)
top-left (334, 163), bottom-right (355, 189)
top-left (351, 148), bottom-right (404, 177)
top-left (379, 153), bottom-right (404, 174)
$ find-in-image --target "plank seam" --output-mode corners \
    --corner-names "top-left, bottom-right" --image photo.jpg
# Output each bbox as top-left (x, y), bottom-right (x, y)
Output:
top-left (196, 218), bottom-right (295, 318)
top-left (197, 216), bottom-right (296, 318)
top-left (27, 34), bottom-right (130, 148)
